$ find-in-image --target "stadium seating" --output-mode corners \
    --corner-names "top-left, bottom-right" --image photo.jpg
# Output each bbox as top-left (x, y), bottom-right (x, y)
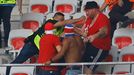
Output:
top-left (95, 65), bottom-right (113, 75)
top-left (0, 67), bottom-right (6, 75)
top-left (21, 13), bottom-right (45, 32)
top-left (113, 65), bottom-right (131, 74)
top-left (29, 0), bottom-right (53, 15)
top-left (53, 0), bottom-right (78, 14)
top-left (9, 66), bottom-right (34, 75)
top-left (8, 29), bottom-right (33, 59)
top-left (112, 28), bottom-right (134, 50)
top-left (119, 46), bottom-right (134, 62)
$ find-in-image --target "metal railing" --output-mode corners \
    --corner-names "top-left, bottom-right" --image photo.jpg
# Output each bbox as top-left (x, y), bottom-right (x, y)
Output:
top-left (0, 62), bottom-right (134, 74)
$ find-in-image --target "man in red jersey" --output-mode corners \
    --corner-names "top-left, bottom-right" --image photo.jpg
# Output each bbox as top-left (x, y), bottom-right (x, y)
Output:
top-left (74, 1), bottom-right (111, 74)
top-left (36, 22), bottom-right (62, 75)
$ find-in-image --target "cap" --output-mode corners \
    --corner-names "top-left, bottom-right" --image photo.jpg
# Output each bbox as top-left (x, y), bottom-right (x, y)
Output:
top-left (84, 1), bottom-right (99, 10)
top-left (44, 22), bottom-right (54, 34)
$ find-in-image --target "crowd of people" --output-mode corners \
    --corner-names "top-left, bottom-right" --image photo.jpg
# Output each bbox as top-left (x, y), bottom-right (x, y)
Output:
top-left (2, 0), bottom-right (134, 75)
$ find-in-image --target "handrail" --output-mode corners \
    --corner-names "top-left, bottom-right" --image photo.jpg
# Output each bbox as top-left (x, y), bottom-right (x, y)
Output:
top-left (0, 62), bottom-right (134, 67)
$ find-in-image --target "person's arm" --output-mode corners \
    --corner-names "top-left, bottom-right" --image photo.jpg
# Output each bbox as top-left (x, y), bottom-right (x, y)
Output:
top-left (118, 0), bottom-right (124, 7)
top-left (51, 39), bottom-right (69, 62)
top-left (74, 26), bottom-right (87, 37)
top-left (45, 39), bottom-right (69, 65)
top-left (16, 0), bottom-right (22, 15)
top-left (100, 2), bottom-right (108, 12)
top-left (87, 25), bottom-right (108, 43)
top-left (54, 16), bottom-right (86, 27)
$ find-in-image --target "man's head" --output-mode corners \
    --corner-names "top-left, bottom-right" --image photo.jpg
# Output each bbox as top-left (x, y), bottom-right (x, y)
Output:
top-left (53, 12), bottom-right (65, 22)
top-left (44, 22), bottom-right (54, 34)
top-left (84, 1), bottom-right (99, 18)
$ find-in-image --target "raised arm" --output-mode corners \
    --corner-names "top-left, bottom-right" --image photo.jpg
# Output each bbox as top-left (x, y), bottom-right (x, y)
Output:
top-left (16, 0), bottom-right (22, 15)
top-left (118, 0), bottom-right (124, 7)
top-left (100, 2), bottom-right (108, 12)
top-left (54, 16), bottom-right (86, 27)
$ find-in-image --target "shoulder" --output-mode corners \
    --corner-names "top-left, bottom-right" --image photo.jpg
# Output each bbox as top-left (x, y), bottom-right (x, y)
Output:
top-left (99, 13), bottom-right (109, 21)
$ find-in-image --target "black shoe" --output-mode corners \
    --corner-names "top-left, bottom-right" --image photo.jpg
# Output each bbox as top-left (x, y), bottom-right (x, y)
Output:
top-left (120, 19), bottom-right (134, 28)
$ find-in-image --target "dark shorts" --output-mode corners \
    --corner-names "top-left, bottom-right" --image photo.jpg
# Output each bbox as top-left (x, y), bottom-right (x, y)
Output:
top-left (82, 42), bottom-right (109, 72)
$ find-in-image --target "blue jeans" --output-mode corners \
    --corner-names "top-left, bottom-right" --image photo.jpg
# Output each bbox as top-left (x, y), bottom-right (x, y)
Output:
top-left (0, 6), bottom-right (14, 47)
top-left (66, 66), bottom-right (82, 75)
top-left (36, 68), bottom-right (60, 75)
top-left (6, 42), bottom-right (39, 75)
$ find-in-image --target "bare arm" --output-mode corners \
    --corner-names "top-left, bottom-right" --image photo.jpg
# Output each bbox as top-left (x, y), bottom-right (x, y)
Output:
top-left (118, 0), bottom-right (124, 7)
top-left (16, 0), bottom-right (22, 15)
top-left (54, 16), bottom-right (86, 27)
top-left (94, 25), bottom-right (108, 38)
top-left (100, 2), bottom-right (108, 12)
top-left (87, 25), bottom-right (108, 43)
top-left (51, 39), bottom-right (70, 62)
top-left (74, 27), bottom-right (84, 36)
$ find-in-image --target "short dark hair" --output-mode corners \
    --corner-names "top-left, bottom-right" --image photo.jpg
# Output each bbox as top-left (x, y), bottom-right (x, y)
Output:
top-left (84, 1), bottom-right (99, 10)
top-left (53, 12), bottom-right (64, 17)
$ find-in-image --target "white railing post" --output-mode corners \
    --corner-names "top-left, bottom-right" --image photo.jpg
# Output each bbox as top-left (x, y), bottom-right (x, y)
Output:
top-left (81, 63), bottom-right (84, 74)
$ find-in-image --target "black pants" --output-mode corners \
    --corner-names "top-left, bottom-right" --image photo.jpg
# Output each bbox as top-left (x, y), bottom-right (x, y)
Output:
top-left (6, 42), bottom-right (39, 75)
top-left (0, 6), bottom-right (14, 47)
top-left (109, 0), bottom-right (132, 38)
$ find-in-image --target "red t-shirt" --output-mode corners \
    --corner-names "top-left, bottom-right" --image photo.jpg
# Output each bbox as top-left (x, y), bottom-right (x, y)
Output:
top-left (38, 34), bottom-right (61, 70)
top-left (85, 13), bottom-right (111, 50)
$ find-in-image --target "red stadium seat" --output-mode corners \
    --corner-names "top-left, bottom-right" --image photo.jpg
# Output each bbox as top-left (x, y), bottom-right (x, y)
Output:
top-left (53, 0), bottom-right (77, 14)
top-left (122, 54), bottom-right (134, 61)
top-left (29, 0), bottom-right (53, 15)
top-left (56, 4), bottom-right (73, 13)
top-left (8, 29), bottom-right (33, 59)
top-left (11, 37), bottom-right (25, 50)
top-left (31, 4), bottom-right (48, 14)
top-left (21, 13), bottom-right (45, 32)
top-left (103, 55), bottom-right (113, 62)
top-left (115, 36), bottom-right (132, 49)
top-left (115, 71), bottom-right (129, 74)
top-left (13, 73), bottom-right (28, 75)
top-left (22, 20), bottom-right (39, 32)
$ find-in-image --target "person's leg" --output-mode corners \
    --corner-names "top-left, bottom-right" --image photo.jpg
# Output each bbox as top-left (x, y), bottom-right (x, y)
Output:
top-left (82, 43), bottom-right (109, 74)
top-left (6, 42), bottom-right (39, 75)
top-left (82, 42), bottom-right (97, 74)
top-left (0, 6), bottom-right (4, 48)
top-left (2, 6), bottom-right (14, 47)
top-left (89, 49), bottom-right (109, 72)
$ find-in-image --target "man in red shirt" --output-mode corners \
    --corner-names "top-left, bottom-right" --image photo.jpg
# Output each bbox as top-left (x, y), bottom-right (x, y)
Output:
top-left (74, 1), bottom-right (111, 74)
top-left (37, 22), bottom-right (62, 75)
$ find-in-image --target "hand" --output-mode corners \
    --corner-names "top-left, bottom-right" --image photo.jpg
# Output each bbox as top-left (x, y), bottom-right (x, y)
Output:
top-left (83, 37), bottom-right (89, 43)
top-left (45, 61), bottom-right (51, 65)
top-left (87, 34), bottom-right (97, 43)
top-left (118, 0), bottom-right (124, 7)
top-left (19, 8), bottom-right (23, 16)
